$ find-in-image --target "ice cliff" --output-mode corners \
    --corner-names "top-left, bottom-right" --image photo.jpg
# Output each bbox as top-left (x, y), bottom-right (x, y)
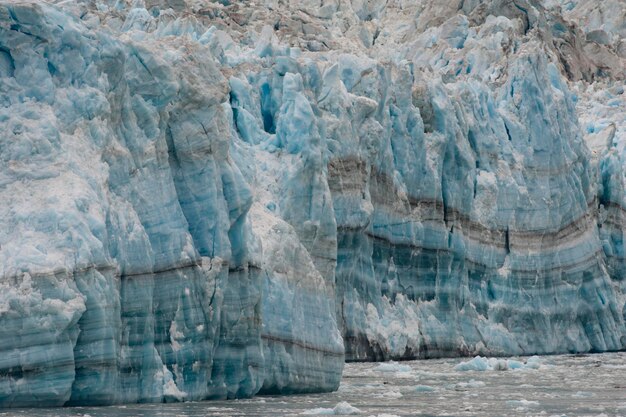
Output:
top-left (0, 0), bottom-right (625, 407)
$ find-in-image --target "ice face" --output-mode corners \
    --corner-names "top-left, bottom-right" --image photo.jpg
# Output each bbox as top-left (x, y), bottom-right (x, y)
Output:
top-left (0, 1), bottom-right (342, 406)
top-left (0, 0), bottom-right (624, 408)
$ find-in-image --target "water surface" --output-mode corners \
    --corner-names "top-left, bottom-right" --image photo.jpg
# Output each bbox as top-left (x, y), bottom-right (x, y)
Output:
top-left (3, 353), bottom-right (625, 416)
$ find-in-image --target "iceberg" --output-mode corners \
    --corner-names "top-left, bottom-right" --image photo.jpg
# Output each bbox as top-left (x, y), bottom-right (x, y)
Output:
top-left (0, 0), bottom-right (624, 407)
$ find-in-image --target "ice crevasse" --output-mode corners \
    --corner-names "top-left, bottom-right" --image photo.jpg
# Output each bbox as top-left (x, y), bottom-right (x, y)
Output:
top-left (0, 0), bottom-right (625, 407)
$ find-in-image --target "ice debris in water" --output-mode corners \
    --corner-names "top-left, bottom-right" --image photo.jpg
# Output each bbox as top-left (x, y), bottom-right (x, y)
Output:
top-left (454, 356), bottom-right (543, 371)
top-left (377, 390), bottom-right (402, 399)
top-left (302, 401), bottom-right (362, 415)
top-left (368, 415), bottom-right (401, 417)
top-left (454, 379), bottom-right (486, 390)
top-left (506, 399), bottom-right (540, 409)
top-left (373, 362), bottom-right (412, 373)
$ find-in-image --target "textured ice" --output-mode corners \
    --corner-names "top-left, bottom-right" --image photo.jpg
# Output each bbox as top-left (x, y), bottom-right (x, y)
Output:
top-left (3, 353), bottom-right (625, 416)
top-left (454, 356), bottom-right (543, 372)
top-left (302, 401), bottom-right (361, 415)
top-left (454, 379), bottom-right (485, 389)
top-left (0, 0), bottom-right (625, 408)
top-left (507, 399), bottom-right (540, 409)
top-left (373, 362), bottom-right (412, 373)
top-left (0, 0), bottom-right (344, 406)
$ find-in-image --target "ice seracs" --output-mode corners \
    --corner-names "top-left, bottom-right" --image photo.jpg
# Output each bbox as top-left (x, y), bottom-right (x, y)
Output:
top-left (0, 0), bottom-right (624, 407)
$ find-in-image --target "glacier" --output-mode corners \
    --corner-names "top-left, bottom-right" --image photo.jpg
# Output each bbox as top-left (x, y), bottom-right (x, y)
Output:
top-left (0, 0), bottom-right (624, 407)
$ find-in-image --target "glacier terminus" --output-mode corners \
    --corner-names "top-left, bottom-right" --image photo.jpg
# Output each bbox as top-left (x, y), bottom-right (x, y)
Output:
top-left (0, 0), bottom-right (625, 408)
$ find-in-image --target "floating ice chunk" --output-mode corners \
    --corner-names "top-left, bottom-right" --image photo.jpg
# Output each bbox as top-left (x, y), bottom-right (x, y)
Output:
top-left (333, 402), bottom-right (362, 415)
top-left (454, 379), bottom-right (486, 390)
top-left (393, 371), bottom-right (416, 379)
top-left (454, 356), bottom-right (544, 371)
top-left (369, 415), bottom-right (400, 417)
top-left (378, 390), bottom-right (402, 399)
top-left (414, 385), bottom-right (436, 392)
top-left (572, 391), bottom-right (594, 398)
top-left (302, 407), bottom-right (335, 415)
top-left (454, 356), bottom-right (492, 371)
top-left (506, 359), bottom-right (525, 369)
top-left (507, 399), bottom-right (540, 408)
top-left (524, 356), bottom-right (544, 369)
top-left (302, 402), bottom-right (361, 415)
top-left (373, 361), bottom-right (412, 373)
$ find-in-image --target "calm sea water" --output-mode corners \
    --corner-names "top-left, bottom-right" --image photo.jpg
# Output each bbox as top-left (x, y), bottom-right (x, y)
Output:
top-left (3, 352), bottom-right (625, 417)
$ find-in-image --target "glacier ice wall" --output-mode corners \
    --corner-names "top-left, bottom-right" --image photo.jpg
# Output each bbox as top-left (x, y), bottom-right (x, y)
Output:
top-left (0, 1), bottom-right (342, 406)
top-left (0, 0), bottom-right (624, 407)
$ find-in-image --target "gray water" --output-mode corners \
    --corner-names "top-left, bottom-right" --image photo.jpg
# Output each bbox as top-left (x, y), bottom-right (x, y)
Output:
top-left (3, 353), bottom-right (625, 417)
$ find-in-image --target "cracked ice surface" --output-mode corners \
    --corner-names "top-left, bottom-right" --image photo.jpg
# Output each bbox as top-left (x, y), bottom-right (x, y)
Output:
top-left (0, 0), bottom-right (625, 407)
